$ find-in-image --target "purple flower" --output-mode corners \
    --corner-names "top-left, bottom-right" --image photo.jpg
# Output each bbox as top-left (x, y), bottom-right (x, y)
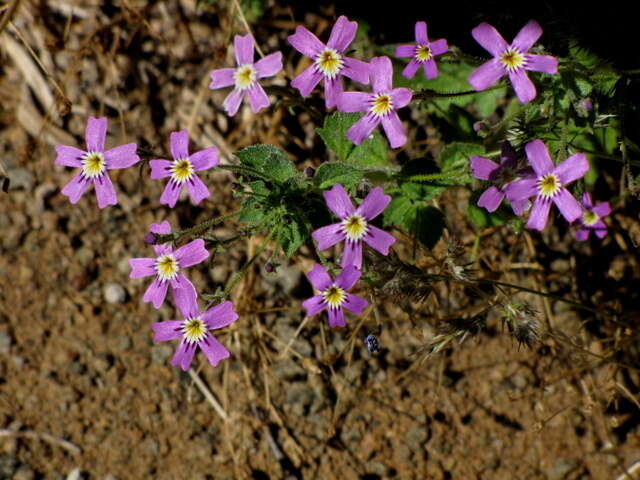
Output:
top-left (337, 56), bottom-right (413, 148)
top-left (151, 282), bottom-right (238, 370)
top-left (55, 116), bottom-right (140, 208)
top-left (302, 264), bottom-right (368, 328)
top-left (209, 34), bottom-right (283, 116)
top-left (288, 15), bottom-right (370, 108)
top-left (575, 193), bottom-right (611, 241)
top-left (468, 20), bottom-right (558, 103)
top-left (129, 221), bottom-right (209, 309)
top-left (395, 21), bottom-right (448, 79)
top-left (149, 130), bottom-right (219, 208)
top-left (312, 184), bottom-right (395, 269)
top-left (505, 140), bottom-right (589, 231)
top-left (470, 143), bottom-right (530, 215)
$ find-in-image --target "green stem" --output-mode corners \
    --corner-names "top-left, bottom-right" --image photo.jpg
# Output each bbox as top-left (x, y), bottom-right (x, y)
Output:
top-left (403, 170), bottom-right (466, 182)
top-left (412, 84), bottom-right (505, 102)
top-left (157, 210), bottom-right (243, 244)
top-left (218, 164), bottom-right (275, 183)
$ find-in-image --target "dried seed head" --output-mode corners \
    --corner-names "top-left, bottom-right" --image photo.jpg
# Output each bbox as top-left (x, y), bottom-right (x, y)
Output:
top-left (502, 302), bottom-right (541, 348)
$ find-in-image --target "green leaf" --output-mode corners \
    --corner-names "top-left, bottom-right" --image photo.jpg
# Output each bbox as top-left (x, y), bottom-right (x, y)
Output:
top-left (347, 132), bottom-right (390, 167)
top-left (238, 197), bottom-right (265, 223)
top-left (314, 162), bottom-right (363, 190)
top-left (236, 144), bottom-right (296, 184)
top-left (439, 142), bottom-right (485, 173)
top-left (278, 219), bottom-right (307, 258)
top-left (384, 196), bottom-right (445, 249)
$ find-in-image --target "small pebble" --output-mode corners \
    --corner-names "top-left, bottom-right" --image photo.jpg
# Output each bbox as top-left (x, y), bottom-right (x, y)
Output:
top-left (104, 283), bottom-right (126, 304)
top-left (0, 331), bottom-right (12, 354)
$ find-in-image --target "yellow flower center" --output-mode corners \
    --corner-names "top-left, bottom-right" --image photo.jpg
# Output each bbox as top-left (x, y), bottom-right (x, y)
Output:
top-left (234, 64), bottom-right (256, 90)
top-left (342, 214), bottom-right (368, 241)
top-left (500, 48), bottom-right (525, 71)
top-left (323, 285), bottom-right (346, 309)
top-left (538, 173), bottom-right (561, 198)
top-left (415, 44), bottom-right (432, 62)
top-left (315, 48), bottom-right (343, 78)
top-left (156, 254), bottom-right (179, 281)
top-left (171, 158), bottom-right (194, 183)
top-left (582, 209), bottom-right (599, 226)
top-left (183, 317), bottom-right (208, 343)
top-left (370, 94), bottom-right (393, 117)
top-left (82, 152), bottom-right (106, 178)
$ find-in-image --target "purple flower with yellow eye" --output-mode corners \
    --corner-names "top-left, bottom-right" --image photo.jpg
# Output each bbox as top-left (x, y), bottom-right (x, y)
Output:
top-left (129, 221), bottom-right (209, 309)
top-left (468, 20), bottom-right (558, 103)
top-left (302, 264), bottom-right (368, 328)
top-left (209, 34), bottom-right (283, 116)
top-left (149, 130), bottom-right (219, 208)
top-left (152, 283), bottom-right (238, 370)
top-left (312, 184), bottom-right (395, 269)
top-left (575, 193), bottom-right (611, 241)
top-left (505, 140), bottom-right (589, 230)
top-left (337, 56), bottom-right (412, 148)
top-left (288, 15), bottom-right (370, 108)
top-left (395, 21), bottom-right (448, 79)
top-left (55, 116), bottom-right (140, 208)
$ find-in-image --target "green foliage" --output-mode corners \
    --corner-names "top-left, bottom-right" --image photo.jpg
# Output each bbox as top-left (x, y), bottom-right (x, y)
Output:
top-left (438, 142), bottom-right (483, 183)
top-left (236, 144), bottom-right (297, 183)
top-left (314, 162), bottom-right (363, 190)
top-left (467, 194), bottom-right (507, 229)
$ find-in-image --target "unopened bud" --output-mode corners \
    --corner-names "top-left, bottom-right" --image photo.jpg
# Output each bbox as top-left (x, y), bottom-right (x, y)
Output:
top-left (144, 233), bottom-right (157, 245)
top-left (305, 167), bottom-right (315, 178)
top-left (264, 262), bottom-right (275, 273)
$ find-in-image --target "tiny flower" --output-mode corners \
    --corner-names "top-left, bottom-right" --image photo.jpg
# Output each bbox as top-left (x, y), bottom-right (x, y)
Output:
top-left (574, 192), bottom-right (611, 241)
top-left (151, 283), bottom-right (238, 370)
top-left (468, 20), bottom-right (558, 103)
top-left (395, 21), bottom-right (448, 79)
top-left (470, 143), bottom-right (530, 215)
top-left (302, 264), bottom-right (368, 328)
top-left (505, 140), bottom-right (589, 231)
top-left (312, 184), bottom-right (396, 269)
top-left (149, 130), bottom-right (219, 208)
top-left (55, 116), bottom-right (140, 208)
top-left (209, 34), bottom-right (283, 116)
top-left (288, 15), bottom-right (370, 108)
top-left (337, 56), bottom-right (413, 148)
top-left (129, 221), bottom-right (209, 309)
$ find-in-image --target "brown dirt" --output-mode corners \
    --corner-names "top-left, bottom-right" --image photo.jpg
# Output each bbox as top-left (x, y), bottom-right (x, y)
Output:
top-left (1, 2), bottom-right (639, 480)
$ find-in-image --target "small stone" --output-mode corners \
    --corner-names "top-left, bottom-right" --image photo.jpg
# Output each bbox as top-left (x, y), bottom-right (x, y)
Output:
top-left (13, 464), bottom-right (35, 480)
top-left (8, 168), bottom-right (34, 191)
top-left (0, 331), bottom-right (12, 354)
top-left (151, 344), bottom-right (173, 364)
top-left (104, 283), bottom-right (126, 304)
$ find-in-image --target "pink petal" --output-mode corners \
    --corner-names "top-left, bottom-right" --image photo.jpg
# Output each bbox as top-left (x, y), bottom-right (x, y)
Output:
top-left (594, 221), bottom-right (608, 238)
top-left (288, 26), bottom-right (324, 57)
top-left (170, 130), bottom-right (190, 160)
top-left (209, 68), bottom-right (236, 89)
top-left (303, 295), bottom-right (327, 317)
top-left (396, 45), bottom-right (415, 58)
top-left (525, 140), bottom-right (554, 176)
top-left (190, 147), bottom-right (219, 171)
top-left (575, 227), bottom-right (590, 241)
top-left (554, 153), bottom-right (589, 185)
top-left (61, 173), bottom-right (91, 204)
top-left (415, 21), bottom-right (428, 45)
top-left (173, 282), bottom-right (199, 319)
top-left (55, 145), bottom-right (84, 167)
top-left (468, 59), bottom-right (505, 91)
top-left (343, 293), bottom-right (368, 315)
top-left (290, 65), bottom-right (323, 97)
top-left (255, 51), bottom-right (283, 78)
top-left (185, 175), bottom-right (210, 205)
top-left (234, 34), bottom-right (255, 65)
top-left (150, 159), bottom-right (173, 179)
top-left (477, 186), bottom-right (504, 212)
top-left (390, 88), bottom-right (412, 109)
top-left (337, 92), bottom-right (370, 113)
top-left (324, 76), bottom-right (343, 109)
top-left (592, 202), bottom-right (611, 217)
top-left (370, 56), bottom-right (393, 93)
top-left (174, 239), bottom-right (209, 268)
top-left (511, 199), bottom-right (530, 216)
top-left (312, 223), bottom-right (346, 250)
top-left (508, 69), bottom-right (537, 103)
top-left (430, 39), bottom-right (448, 55)
top-left (381, 112), bottom-right (407, 149)
top-left (335, 265), bottom-right (361, 290)
top-left (143, 277), bottom-right (169, 309)
top-left (580, 192), bottom-right (593, 208)
top-left (364, 225), bottom-right (395, 255)
top-left (104, 143), bottom-right (139, 170)
top-left (553, 188), bottom-right (582, 223)
top-left (247, 84), bottom-right (270, 113)
top-left (327, 16), bottom-right (357, 52)
top-left (348, 115), bottom-right (379, 145)
top-left (356, 187), bottom-right (391, 220)
top-left (471, 23), bottom-right (509, 57)
top-left (402, 60), bottom-right (421, 79)
top-left (423, 59), bottom-right (439, 79)
top-left (327, 308), bottom-right (346, 328)
top-left (160, 180), bottom-right (182, 208)
top-left (526, 197), bottom-right (552, 231)
top-left (512, 20), bottom-right (543, 52)
top-left (94, 173), bottom-right (118, 209)
top-left (323, 184), bottom-right (355, 218)
top-left (171, 340), bottom-right (197, 371)
top-left (505, 178), bottom-right (538, 202)
top-left (129, 257), bottom-right (156, 278)
top-left (341, 240), bottom-right (363, 269)
top-left (305, 264), bottom-right (332, 291)
top-left (202, 301), bottom-right (239, 330)
top-left (223, 88), bottom-right (244, 116)
top-left (341, 57), bottom-right (370, 84)
top-left (199, 334), bottom-right (230, 367)
top-left (85, 116), bottom-right (107, 152)
top-left (526, 54), bottom-right (558, 74)
top-left (151, 320), bottom-right (183, 342)
top-left (150, 220), bottom-right (171, 235)
top-left (471, 156), bottom-right (500, 180)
